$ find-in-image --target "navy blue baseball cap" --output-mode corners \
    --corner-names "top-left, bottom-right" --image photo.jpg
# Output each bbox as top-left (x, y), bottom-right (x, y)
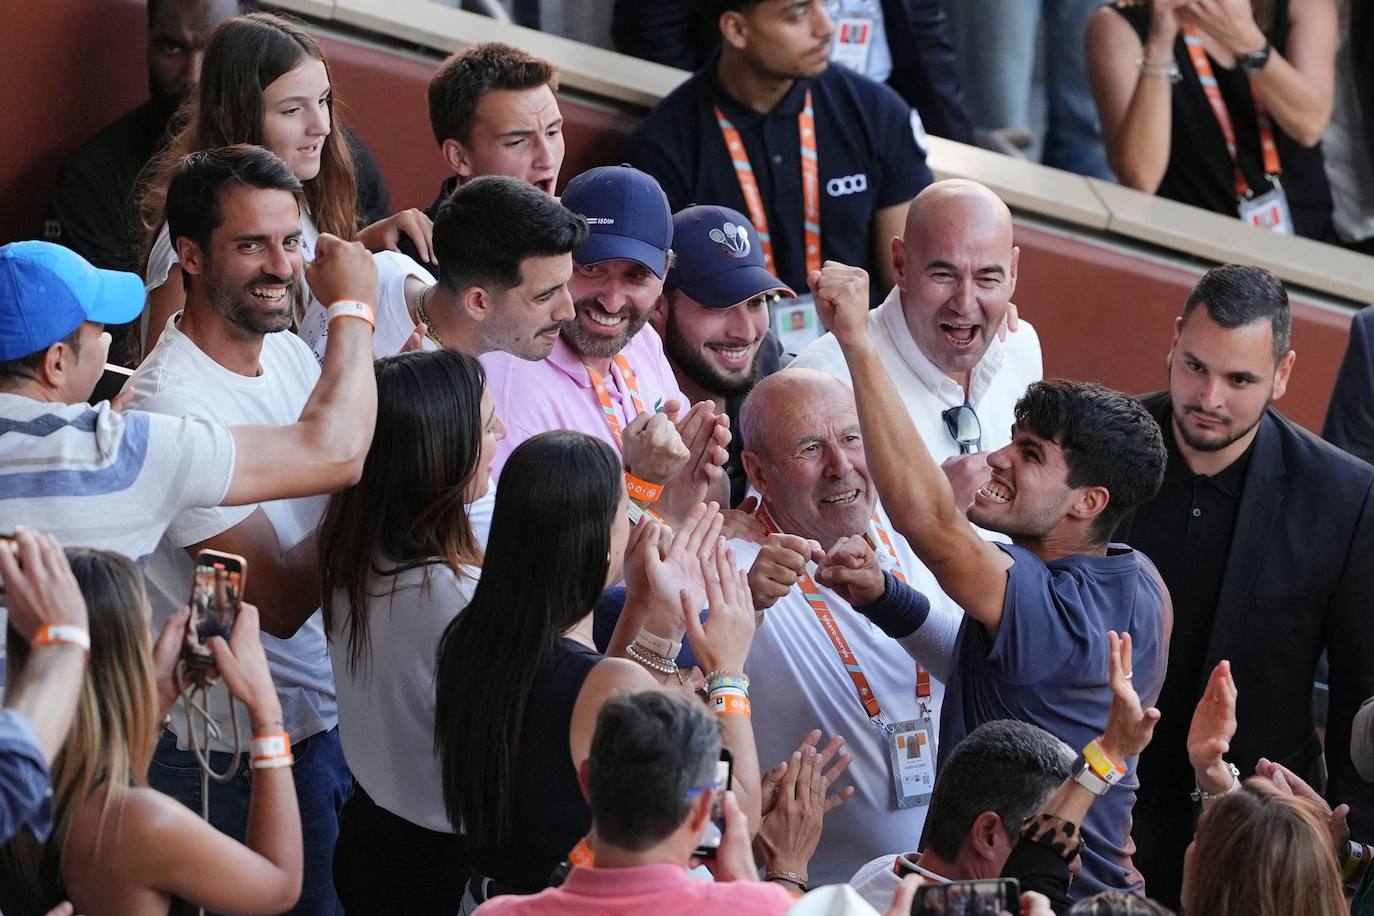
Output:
top-left (0, 241), bottom-right (144, 361)
top-left (665, 205), bottom-right (795, 308)
top-left (561, 165), bottom-right (674, 279)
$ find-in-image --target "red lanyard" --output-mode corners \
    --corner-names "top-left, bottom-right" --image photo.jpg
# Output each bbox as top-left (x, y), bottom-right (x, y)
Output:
top-left (586, 354), bottom-right (646, 451)
top-left (1182, 26), bottom-right (1281, 200)
top-left (755, 503), bottom-right (931, 721)
top-left (714, 89), bottom-right (822, 278)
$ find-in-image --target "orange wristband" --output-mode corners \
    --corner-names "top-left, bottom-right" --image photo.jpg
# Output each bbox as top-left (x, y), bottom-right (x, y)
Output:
top-left (711, 693), bottom-right (751, 719)
top-left (326, 299), bottom-right (376, 328)
top-left (33, 625), bottom-right (90, 656)
top-left (625, 472), bottom-right (663, 504)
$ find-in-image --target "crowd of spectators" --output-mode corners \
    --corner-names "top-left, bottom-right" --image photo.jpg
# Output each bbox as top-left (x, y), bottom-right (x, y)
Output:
top-left (3, 1), bottom-right (1374, 915)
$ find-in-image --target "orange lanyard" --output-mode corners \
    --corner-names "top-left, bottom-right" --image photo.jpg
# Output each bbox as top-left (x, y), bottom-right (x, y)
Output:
top-left (714, 89), bottom-right (822, 278)
top-left (586, 354), bottom-right (646, 451)
top-left (1182, 27), bottom-right (1281, 200)
top-left (755, 504), bottom-right (931, 721)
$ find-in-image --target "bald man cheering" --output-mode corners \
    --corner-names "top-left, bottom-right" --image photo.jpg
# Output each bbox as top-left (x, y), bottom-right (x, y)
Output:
top-left (791, 179), bottom-right (1042, 511)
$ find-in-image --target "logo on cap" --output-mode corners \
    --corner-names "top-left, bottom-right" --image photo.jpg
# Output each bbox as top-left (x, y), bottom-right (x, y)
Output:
top-left (707, 222), bottom-right (751, 259)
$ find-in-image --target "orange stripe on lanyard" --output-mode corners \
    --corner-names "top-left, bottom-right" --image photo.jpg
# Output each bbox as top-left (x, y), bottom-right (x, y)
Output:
top-left (1182, 27), bottom-right (1281, 200)
top-left (756, 503), bottom-right (931, 715)
top-left (714, 89), bottom-right (822, 278)
top-left (586, 354), bottom-right (647, 451)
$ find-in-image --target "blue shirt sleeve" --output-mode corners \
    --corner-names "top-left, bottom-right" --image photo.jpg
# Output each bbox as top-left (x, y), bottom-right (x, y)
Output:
top-left (983, 545), bottom-right (1107, 687)
top-left (871, 82), bottom-right (934, 207)
top-left (0, 710), bottom-right (54, 844)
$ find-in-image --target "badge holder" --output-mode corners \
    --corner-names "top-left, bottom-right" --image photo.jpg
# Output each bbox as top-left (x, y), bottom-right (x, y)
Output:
top-left (772, 293), bottom-right (824, 355)
top-left (883, 709), bottom-right (937, 810)
top-left (1238, 177), bottom-right (1294, 235)
top-left (831, 16), bottom-right (875, 73)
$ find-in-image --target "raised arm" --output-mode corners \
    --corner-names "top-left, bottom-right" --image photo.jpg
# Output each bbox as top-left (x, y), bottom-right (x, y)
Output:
top-left (1087, 3), bottom-right (1183, 192)
top-left (223, 234), bottom-right (378, 506)
top-left (1182, 0), bottom-right (1336, 146)
top-left (809, 262), bottom-right (1011, 629)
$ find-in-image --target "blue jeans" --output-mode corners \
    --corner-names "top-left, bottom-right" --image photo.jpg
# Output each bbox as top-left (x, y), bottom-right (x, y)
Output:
top-left (149, 727), bottom-right (353, 916)
top-left (942, 0), bottom-right (1114, 179)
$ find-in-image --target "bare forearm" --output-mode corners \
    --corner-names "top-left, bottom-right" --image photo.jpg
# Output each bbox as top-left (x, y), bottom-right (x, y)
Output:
top-left (1108, 65), bottom-right (1175, 192)
top-left (1249, 54), bottom-right (1332, 145)
top-left (244, 766), bottom-right (304, 890)
top-left (1037, 777), bottom-right (1095, 829)
top-left (720, 713), bottom-right (763, 833)
top-left (295, 319), bottom-right (376, 479)
top-left (4, 646), bottom-right (86, 762)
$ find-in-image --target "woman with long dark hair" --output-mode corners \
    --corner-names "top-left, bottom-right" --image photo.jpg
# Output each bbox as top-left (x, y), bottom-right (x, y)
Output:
top-left (318, 349), bottom-right (501, 912)
top-left (135, 11), bottom-right (431, 356)
top-left (435, 431), bottom-right (761, 908)
top-left (0, 536), bottom-right (301, 915)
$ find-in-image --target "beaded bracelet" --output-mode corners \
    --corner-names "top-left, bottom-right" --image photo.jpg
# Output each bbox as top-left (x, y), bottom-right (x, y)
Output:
top-left (626, 642), bottom-right (677, 677)
top-left (705, 670), bottom-right (750, 692)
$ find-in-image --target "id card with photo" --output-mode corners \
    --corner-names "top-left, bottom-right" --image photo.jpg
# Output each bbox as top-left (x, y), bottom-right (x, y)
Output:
top-left (831, 17), bottom-right (874, 73)
top-left (772, 294), bottom-right (823, 355)
top-left (1238, 184), bottom-right (1294, 235)
top-left (888, 718), bottom-right (936, 810)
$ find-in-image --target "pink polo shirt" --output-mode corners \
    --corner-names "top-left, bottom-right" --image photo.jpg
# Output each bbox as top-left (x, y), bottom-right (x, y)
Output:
top-left (481, 326), bottom-right (686, 478)
top-left (472, 863), bottom-right (794, 916)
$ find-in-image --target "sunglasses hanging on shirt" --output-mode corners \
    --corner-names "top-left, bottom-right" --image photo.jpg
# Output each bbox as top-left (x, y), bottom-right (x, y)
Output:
top-left (941, 403), bottom-right (982, 454)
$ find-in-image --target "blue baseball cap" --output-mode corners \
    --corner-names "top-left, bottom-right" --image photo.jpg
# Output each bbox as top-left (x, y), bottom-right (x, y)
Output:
top-left (665, 205), bottom-right (795, 308)
top-left (561, 165), bottom-right (673, 279)
top-left (0, 241), bottom-right (144, 361)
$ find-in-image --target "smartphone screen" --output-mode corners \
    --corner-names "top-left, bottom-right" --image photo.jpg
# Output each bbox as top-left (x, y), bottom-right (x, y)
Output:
top-left (184, 550), bottom-right (245, 666)
top-left (692, 748), bottom-right (734, 859)
top-left (911, 878), bottom-right (1019, 915)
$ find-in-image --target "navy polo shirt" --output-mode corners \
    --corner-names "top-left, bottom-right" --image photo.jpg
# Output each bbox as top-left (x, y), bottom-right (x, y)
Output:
top-left (624, 54), bottom-right (932, 303)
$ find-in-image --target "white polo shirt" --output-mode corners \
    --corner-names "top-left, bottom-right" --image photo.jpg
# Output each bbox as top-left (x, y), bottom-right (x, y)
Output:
top-left (790, 285), bottom-right (1042, 463)
top-left (730, 500), bottom-right (963, 887)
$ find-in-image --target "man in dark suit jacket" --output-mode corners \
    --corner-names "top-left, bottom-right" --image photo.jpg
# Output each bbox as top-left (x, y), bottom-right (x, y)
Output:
top-left (1325, 307), bottom-right (1374, 465)
top-left (610, 0), bottom-right (973, 143)
top-left (1115, 265), bottom-right (1374, 911)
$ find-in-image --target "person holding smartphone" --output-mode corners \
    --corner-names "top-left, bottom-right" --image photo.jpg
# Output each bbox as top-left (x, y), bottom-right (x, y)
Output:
top-left (472, 691), bottom-right (793, 916)
top-left (0, 544), bottom-right (302, 915)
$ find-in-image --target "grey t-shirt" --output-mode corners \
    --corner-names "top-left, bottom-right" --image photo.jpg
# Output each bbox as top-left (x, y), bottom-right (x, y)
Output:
top-left (938, 543), bottom-right (1170, 898)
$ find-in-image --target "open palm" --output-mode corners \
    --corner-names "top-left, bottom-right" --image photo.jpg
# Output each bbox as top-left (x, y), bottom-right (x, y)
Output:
top-left (642, 503), bottom-right (723, 614)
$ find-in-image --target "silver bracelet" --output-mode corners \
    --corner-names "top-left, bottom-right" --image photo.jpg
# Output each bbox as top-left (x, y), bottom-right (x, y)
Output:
top-left (1137, 57), bottom-right (1182, 83)
top-left (625, 641), bottom-right (678, 677)
top-left (1191, 761), bottom-right (1241, 803)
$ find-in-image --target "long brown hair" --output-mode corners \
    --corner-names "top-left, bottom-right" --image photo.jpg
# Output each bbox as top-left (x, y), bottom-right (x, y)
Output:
top-left (1184, 779), bottom-right (1346, 916)
top-left (2, 550), bottom-right (161, 904)
top-left (319, 349), bottom-right (486, 676)
top-left (137, 11), bottom-right (359, 268)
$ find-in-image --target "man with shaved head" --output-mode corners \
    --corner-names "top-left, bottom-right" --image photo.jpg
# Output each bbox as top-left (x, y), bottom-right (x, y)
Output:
top-left (731, 367), bottom-right (964, 887)
top-left (791, 179), bottom-right (1042, 512)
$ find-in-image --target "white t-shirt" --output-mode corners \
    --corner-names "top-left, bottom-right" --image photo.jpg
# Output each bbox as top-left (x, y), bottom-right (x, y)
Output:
top-left (298, 250), bottom-right (436, 363)
top-left (329, 562), bottom-right (479, 832)
top-left (730, 501), bottom-right (963, 887)
top-left (143, 214), bottom-right (321, 343)
top-left (790, 285), bottom-right (1042, 469)
top-left (0, 393), bottom-right (235, 562)
top-left (125, 317), bottom-right (336, 750)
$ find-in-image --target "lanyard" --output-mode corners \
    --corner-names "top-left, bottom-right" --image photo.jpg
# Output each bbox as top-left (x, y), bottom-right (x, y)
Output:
top-left (755, 503), bottom-right (932, 723)
top-left (585, 354), bottom-right (646, 451)
top-left (714, 89), bottom-right (822, 278)
top-left (1182, 27), bottom-right (1281, 200)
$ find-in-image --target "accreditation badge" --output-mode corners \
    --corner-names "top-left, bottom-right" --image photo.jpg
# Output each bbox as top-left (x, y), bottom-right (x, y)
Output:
top-left (1238, 182), bottom-right (1294, 235)
top-left (887, 717), bottom-right (937, 809)
top-left (772, 293), bottom-right (823, 355)
top-left (831, 17), bottom-right (875, 73)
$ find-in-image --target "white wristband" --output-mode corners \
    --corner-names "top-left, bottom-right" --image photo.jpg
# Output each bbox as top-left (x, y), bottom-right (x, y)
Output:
top-left (634, 628), bottom-right (682, 660)
top-left (250, 733), bottom-right (290, 759)
top-left (33, 625), bottom-right (91, 654)
top-left (326, 299), bottom-right (375, 328)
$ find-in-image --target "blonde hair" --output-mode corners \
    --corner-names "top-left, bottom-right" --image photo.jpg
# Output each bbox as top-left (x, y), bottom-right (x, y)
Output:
top-left (2, 549), bottom-right (161, 901)
top-left (1184, 778), bottom-right (1346, 916)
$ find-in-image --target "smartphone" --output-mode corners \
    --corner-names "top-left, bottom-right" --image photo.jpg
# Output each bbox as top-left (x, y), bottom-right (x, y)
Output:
top-left (911, 878), bottom-right (1020, 916)
top-left (182, 550), bottom-right (247, 667)
top-left (692, 748), bottom-right (734, 860)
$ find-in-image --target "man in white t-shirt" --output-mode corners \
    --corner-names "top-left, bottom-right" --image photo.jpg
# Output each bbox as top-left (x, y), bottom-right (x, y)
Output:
top-left (730, 367), bottom-right (963, 886)
top-left (0, 231), bottom-right (378, 563)
top-left (300, 175), bottom-right (587, 363)
top-left (790, 179), bottom-right (1041, 510)
top-left (123, 145), bottom-right (355, 916)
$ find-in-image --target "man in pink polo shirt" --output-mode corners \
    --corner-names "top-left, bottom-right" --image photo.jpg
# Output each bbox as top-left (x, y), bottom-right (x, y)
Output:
top-left (481, 165), bottom-right (729, 522)
top-left (473, 690), bottom-right (794, 916)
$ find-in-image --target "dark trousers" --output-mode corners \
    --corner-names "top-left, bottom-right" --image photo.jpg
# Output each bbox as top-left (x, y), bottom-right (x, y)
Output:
top-left (333, 783), bottom-right (468, 915)
top-left (1131, 803), bottom-right (1193, 911)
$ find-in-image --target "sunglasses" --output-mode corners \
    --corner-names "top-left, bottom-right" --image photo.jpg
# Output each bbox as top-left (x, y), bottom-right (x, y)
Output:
top-left (942, 403), bottom-right (982, 455)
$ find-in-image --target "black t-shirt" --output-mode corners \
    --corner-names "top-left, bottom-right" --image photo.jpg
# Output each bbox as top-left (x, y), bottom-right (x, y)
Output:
top-left (623, 53), bottom-right (933, 303)
top-left (1110, 0), bottom-right (1334, 240)
top-left (1116, 414), bottom-right (1254, 810)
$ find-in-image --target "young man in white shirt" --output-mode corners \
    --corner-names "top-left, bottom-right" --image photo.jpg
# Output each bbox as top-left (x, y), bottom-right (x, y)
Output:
top-left (124, 145), bottom-right (354, 916)
top-left (791, 179), bottom-right (1042, 511)
top-left (730, 367), bottom-right (963, 886)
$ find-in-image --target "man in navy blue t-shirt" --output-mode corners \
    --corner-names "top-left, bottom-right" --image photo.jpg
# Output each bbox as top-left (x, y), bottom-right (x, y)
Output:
top-left (808, 261), bottom-right (1171, 899)
top-left (623, 0), bottom-right (932, 306)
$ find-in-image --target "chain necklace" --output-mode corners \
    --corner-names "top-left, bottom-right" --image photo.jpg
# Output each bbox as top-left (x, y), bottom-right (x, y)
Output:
top-left (414, 284), bottom-right (445, 348)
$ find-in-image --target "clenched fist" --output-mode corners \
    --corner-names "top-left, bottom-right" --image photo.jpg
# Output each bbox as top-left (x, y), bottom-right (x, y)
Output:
top-left (748, 533), bottom-right (823, 611)
top-left (807, 261), bottom-right (870, 349)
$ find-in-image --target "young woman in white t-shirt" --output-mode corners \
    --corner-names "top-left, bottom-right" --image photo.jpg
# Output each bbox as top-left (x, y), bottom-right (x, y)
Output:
top-left (135, 12), bottom-right (432, 359)
top-left (318, 348), bottom-right (502, 913)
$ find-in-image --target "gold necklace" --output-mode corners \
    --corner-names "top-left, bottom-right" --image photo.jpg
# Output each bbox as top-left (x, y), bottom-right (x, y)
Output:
top-left (414, 284), bottom-right (445, 348)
